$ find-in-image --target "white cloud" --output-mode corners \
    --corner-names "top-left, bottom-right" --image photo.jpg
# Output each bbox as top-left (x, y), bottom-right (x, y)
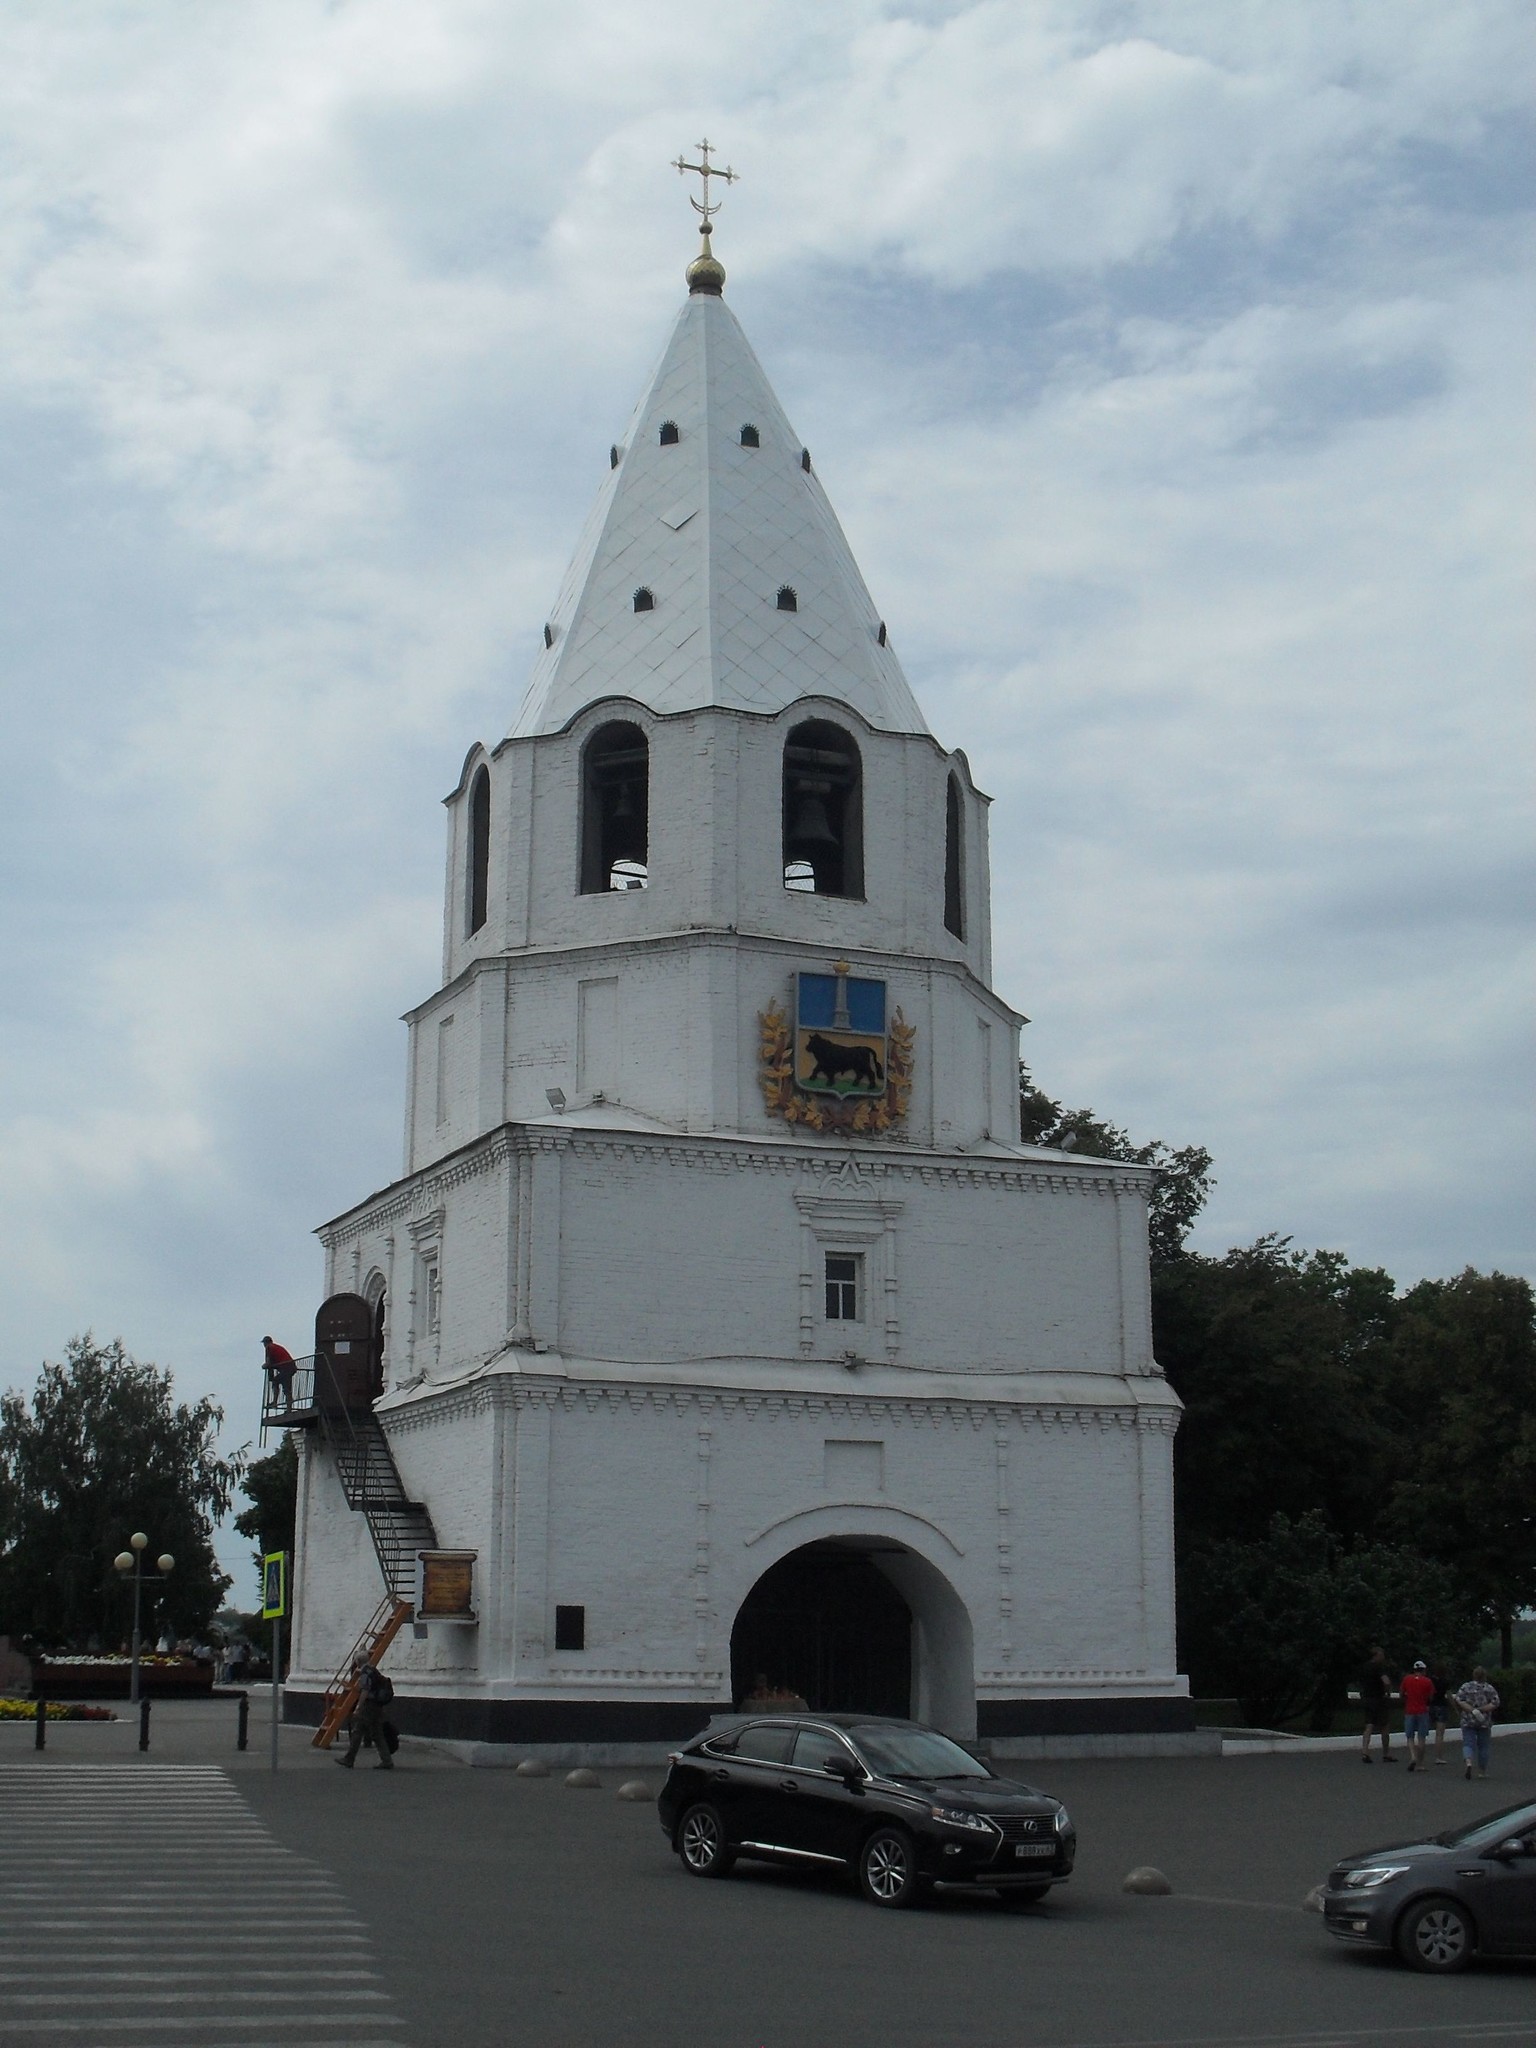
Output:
top-left (0, 1), bottom-right (1529, 1540)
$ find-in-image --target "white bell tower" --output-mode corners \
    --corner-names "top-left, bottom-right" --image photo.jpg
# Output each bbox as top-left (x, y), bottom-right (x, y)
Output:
top-left (287, 163), bottom-right (1194, 1763)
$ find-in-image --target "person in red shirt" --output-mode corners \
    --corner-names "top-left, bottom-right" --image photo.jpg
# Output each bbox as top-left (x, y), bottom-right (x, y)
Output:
top-left (1400, 1660), bottom-right (1435, 1771)
top-left (262, 1335), bottom-right (296, 1412)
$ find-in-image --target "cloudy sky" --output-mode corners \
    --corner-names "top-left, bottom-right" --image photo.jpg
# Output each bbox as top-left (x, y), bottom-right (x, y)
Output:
top-left (1, 2), bottom-right (1530, 1584)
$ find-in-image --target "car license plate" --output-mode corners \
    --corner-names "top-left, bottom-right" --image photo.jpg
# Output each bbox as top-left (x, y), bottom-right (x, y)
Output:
top-left (1014, 1843), bottom-right (1054, 1858)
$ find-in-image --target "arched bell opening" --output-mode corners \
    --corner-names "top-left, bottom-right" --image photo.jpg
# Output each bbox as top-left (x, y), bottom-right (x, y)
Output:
top-left (465, 765), bottom-right (491, 937)
top-left (580, 720), bottom-right (650, 893)
top-left (943, 772), bottom-right (965, 939)
top-left (729, 1537), bottom-right (974, 1734)
top-left (782, 720), bottom-right (863, 898)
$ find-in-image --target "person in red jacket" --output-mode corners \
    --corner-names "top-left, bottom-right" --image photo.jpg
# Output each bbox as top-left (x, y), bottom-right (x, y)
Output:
top-left (262, 1335), bottom-right (296, 1412)
top-left (1400, 1659), bottom-right (1435, 1771)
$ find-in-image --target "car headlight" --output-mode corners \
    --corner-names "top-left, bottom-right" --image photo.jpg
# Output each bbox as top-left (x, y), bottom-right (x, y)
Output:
top-left (1053, 1807), bottom-right (1072, 1835)
top-left (929, 1805), bottom-right (995, 1833)
top-left (1340, 1865), bottom-right (1409, 1889)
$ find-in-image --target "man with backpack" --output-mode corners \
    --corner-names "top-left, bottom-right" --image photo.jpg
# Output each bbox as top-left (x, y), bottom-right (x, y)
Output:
top-left (338, 1656), bottom-right (395, 1771)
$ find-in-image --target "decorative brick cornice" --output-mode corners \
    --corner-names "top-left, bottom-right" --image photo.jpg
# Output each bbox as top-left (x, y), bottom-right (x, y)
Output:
top-left (377, 1376), bottom-right (1177, 1438)
top-left (544, 1668), bottom-right (724, 1687)
top-left (978, 1667), bottom-right (1153, 1684)
top-left (319, 1121), bottom-right (1151, 1250)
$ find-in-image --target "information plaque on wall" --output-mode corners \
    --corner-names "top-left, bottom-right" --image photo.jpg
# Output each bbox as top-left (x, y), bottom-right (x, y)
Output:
top-left (416, 1549), bottom-right (477, 1621)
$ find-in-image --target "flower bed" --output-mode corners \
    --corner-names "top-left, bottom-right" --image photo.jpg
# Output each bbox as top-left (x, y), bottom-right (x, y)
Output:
top-left (31, 1655), bottom-right (214, 1699)
top-left (0, 1698), bottom-right (116, 1721)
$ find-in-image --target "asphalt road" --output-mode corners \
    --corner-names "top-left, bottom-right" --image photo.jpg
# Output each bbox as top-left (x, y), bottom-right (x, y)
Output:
top-left (4, 1714), bottom-right (1533, 2048)
top-left (243, 1732), bottom-right (1536, 2048)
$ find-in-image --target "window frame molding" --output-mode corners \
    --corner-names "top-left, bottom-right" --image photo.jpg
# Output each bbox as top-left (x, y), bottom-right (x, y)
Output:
top-left (406, 1208), bottom-right (446, 1376)
top-left (794, 1186), bottom-right (903, 1360)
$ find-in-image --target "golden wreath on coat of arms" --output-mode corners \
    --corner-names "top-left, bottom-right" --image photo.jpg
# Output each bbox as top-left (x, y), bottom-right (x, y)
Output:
top-left (759, 963), bottom-right (914, 1135)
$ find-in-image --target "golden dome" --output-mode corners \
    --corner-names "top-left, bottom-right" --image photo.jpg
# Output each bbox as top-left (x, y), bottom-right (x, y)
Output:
top-left (686, 226), bottom-right (725, 296)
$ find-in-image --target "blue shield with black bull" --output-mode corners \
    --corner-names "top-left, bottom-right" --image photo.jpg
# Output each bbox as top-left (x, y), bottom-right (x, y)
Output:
top-left (794, 973), bottom-right (888, 1100)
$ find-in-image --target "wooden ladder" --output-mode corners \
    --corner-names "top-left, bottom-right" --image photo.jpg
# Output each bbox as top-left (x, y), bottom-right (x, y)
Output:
top-left (310, 1595), bottom-right (413, 1749)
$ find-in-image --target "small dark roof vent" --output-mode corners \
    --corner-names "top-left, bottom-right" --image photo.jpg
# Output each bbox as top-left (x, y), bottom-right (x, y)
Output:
top-left (543, 623), bottom-right (555, 648)
top-left (740, 424), bottom-right (760, 447)
top-left (609, 444), bottom-right (620, 469)
top-left (800, 448), bottom-right (812, 472)
top-left (776, 586), bottom-right (798, 612)
top-left (659, 420), bottom-right (680, 446)
top-left (876, 622), bottom-right (887, 647)
top-left (633, 587), bottom-right (655, 612)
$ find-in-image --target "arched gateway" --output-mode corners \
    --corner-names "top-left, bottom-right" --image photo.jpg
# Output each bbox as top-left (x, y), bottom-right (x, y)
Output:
top-left (283, 182), bottom-right (1193, 1760)
top-left (730, 1536), bottom-right (975, 1737)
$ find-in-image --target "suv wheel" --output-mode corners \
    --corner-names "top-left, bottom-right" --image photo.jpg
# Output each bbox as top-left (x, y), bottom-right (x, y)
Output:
top-left (1395, 1896), bottom-right (1474, 1973)
top-left (859, 1826), bottom-right (919, 1909)
top-left (677, 1802), bottom-right (734, 1878)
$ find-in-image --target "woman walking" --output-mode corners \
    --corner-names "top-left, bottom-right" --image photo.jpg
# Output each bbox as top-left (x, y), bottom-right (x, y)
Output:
top-left (1451, 1667), bottom-right (1500, 1780)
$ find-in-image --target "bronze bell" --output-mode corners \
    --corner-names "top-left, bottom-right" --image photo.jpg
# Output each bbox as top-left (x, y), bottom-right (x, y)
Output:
top-left (787, 780), bottom-right (838, 852)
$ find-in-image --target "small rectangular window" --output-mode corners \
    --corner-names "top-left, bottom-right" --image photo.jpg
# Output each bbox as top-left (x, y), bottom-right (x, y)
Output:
top-left (824, 1253), bottom-right (860, 1321)
top-left (413, 1251), bottom-right (441, 1340)
top-left (554, 1604), bottom-right (585, 1651)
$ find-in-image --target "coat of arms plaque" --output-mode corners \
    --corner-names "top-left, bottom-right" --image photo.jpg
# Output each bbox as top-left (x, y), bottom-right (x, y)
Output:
top-left (759, 961), bottom-right (915, 1135)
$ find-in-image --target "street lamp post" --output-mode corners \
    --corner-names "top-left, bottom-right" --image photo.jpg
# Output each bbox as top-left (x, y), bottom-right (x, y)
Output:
top-left (113, 1534), bottom-right (174, 1705)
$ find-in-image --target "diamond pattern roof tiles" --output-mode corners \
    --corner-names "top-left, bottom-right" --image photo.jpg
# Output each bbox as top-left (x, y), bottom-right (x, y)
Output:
top-left (507, 293), bottom-right (929, 740)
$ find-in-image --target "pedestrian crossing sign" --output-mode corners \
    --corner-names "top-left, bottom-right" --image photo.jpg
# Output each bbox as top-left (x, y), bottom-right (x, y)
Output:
top-left (261, 1551), bottom-right (287, 1620)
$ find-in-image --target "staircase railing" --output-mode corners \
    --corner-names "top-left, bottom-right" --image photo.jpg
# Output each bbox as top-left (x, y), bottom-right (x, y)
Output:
top-left (259, 1353), bottom-right (319, 1439)
top-left (262, 1345), bottom-right (442, 1744)
top-left (309, 1351), bottom-right (439, 1602)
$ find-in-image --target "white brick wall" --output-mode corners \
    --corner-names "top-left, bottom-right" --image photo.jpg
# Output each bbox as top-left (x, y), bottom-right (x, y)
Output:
top-left (295, 694), bottom-right (1180, 1734)
top-left (290, 1373), bottom-right (1182, 1737)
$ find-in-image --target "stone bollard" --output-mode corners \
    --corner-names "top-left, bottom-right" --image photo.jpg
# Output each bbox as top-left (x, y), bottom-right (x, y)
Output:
top-left (514, 1758), bottom-right (549, 1777)
top-left (1122, 1867), bottom-right (1171, 1895)
top-left (236, 1694), bottom-right (249, 1752)
top-left (138, 1697), bottom-right (151, 1752)
top-left (1302, 1884), bottom-right (1325, 1914)
top-left (34, 1698), bottom-right (47, 1751)
top-left (564, 1767), bottom-right (602, 1789)
top-left (616, 1780), bottom-right (652, 1802)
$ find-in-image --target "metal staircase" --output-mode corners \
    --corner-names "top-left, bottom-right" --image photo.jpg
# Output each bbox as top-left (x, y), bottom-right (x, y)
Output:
top-left (261, 1341), bottom-right (440, 1750)
top-left (319, 1407), bottom-right (439, 1602)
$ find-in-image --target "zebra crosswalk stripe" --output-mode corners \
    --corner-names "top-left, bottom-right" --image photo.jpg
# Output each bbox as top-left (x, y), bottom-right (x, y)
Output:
top-left (0, 1766), bottom-right (410, 2045)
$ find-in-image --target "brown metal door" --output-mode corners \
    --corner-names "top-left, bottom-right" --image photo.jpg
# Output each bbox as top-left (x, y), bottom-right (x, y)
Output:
top-left (314, 1293), bottom-right (377, 1415)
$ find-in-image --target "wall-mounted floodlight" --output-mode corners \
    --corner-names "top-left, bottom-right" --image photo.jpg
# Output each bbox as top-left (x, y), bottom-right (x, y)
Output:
top-left (545, 1087), bottom-right (567, 1114)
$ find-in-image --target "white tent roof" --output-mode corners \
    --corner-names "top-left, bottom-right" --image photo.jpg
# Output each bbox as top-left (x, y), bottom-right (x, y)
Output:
top-left (507, 289), bottom-right (929, 740)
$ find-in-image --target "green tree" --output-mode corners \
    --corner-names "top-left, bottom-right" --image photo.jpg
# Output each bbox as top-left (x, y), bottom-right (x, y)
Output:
top-left (0, 1336), bottom-right (241, 1650)
top-left (1179, 1510), bottom-right (1480, 1727)
top-left (1384, 1270), bottom-right (1536, 1664)
top-left (233, 1438), bottom-right (298, 1603)
top-left (1155, 1236), bottom-right (1401, 1547)
top-left (1018, 1063), bottom-right (1213, 1266)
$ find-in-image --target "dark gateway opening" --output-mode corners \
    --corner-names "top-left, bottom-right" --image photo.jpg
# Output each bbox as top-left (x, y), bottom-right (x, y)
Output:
top-left (731, 1544), bottom-right (912, 1719)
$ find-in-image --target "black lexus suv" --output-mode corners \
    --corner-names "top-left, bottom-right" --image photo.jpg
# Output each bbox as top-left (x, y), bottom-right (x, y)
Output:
top-left (658, 1713), bottom-right (1075, 1909)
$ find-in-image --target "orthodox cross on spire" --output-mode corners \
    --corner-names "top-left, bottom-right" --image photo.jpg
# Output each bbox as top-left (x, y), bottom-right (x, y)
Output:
top-left (672, 140), bottom-right (737, 295)
top-left (672, 138), bottom-right (738, 236)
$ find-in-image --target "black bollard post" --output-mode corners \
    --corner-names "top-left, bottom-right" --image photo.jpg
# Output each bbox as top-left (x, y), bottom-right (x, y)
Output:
top-left (138, 1696), bottom-right (151, 1752)
top-left (237, 1693), bottom-right (249, 1751)
top-left (34, 1698), bottom-right (46, 1750)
